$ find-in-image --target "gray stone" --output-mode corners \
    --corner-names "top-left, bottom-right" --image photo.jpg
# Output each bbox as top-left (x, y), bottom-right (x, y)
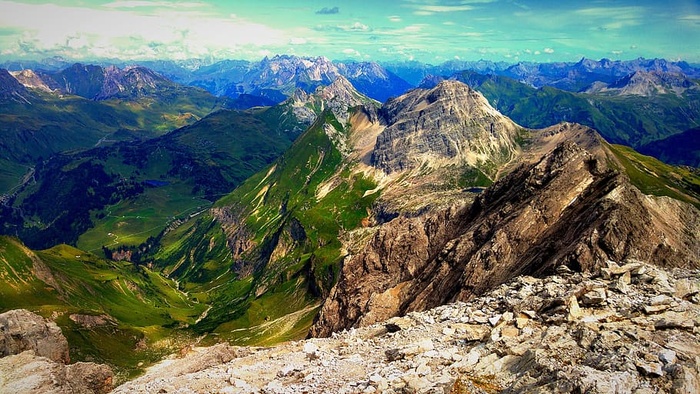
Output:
top-left (0, 309), bottom-right (69, 363)
top-left (670, 365), bottom-right (700, 394)
top-left (659, 349), bottom-right (677, 365)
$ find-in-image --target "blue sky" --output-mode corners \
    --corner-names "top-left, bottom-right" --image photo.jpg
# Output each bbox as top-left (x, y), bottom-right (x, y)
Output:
top-left (1, 0), bottom-right (699, 63)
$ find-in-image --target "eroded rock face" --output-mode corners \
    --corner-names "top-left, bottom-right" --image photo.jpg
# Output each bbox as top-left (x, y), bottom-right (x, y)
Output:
top-left (0, 309), bottom-right (114, 394)
top-left (310, 137), bottom-right (700, 337)
top-left (0, 352), bottom-right (113, 394)
top-left (371, 80), bottom-right (521, 174)
top-left (0, 308), bottom-right (69, 363)
top-left (110, 262), bottom-right (700, 394)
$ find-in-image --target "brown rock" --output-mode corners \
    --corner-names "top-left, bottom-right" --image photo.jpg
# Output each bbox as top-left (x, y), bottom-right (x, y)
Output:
top-left (0, 309), bottom-right (69, 363)
top-left (643, 304), bottom-right (670, 314)
top-left (310, 129), bottom-right (700, 337)
top-left (66, 362), bottom-right (114, 394)
top-left (452, 324), bottom-right (490, 341)
top-left (0, 352), bottom-right (113, 394)
top-left (655, 312), bottom-right (695, 330)
top-left (500, 326), bottom-right (520, 338)
top-left (580, 288), bottom-right (607, 306)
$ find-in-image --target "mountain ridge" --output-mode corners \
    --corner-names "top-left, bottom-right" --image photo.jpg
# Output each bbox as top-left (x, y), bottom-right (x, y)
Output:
top-left (311, 122), bottom-right (700, 336)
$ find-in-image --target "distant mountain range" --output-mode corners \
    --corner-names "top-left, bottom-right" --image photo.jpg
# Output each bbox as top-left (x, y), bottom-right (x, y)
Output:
top-left (8, 55), bottom-right (698, 99)
top-left (385, 57), bottom-right (700, 90)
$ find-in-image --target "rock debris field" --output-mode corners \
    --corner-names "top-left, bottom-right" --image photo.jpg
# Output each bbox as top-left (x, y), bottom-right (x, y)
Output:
top-left (111, 260), bottom-right (700, 394)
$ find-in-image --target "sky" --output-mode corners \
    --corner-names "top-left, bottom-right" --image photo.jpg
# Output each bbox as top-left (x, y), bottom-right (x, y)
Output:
top-left (1, 0), bottom-right (699, 64)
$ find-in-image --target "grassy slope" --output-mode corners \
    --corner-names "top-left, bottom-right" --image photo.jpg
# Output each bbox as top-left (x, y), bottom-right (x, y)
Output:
top-left (0, 235), bottom-right (205, 380)
top-left (4, 107), bottom-right (295, 251)
top-left (151, 111), bottom-right (379, 344)
top-left (607, 143), bottom-right (700, 209)
top-left (0, 86), bottom-right (226, 195)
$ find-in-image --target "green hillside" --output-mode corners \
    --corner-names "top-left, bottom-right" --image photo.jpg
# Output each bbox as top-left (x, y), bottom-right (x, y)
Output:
top-left (0, 83), bottom-right (228, 194)
top-left (1, 106), bottom-right (299, 251)
top-left (606, 143), bottom-right (700, 208)
top-left (149, 110), bottom-right (379, 344)
top-left (0, 235), bottom-right (205, 380)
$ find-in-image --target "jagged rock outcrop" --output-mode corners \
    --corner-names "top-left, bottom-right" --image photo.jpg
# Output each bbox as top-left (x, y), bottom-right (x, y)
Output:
top-left (311, 128), bottom-right (700, 336)
top-left (287, 75), bottom-right (378, 126)
top-left (9, 69), bottom-right (55, 92)
top-left (110, 261), bottom-right (700, 393)
top-left (0, 68), bottom-right (32, 103)
top-left (0, 309), bottom-right (69, 362)
top-left (371, 80), bottom-right (521, 174)
top-left (95, 65), bottom-right (166, 100)
top-left (0, 309), bottom-right (113, 394)
top-left (10, 63), bottom-right (191, 101)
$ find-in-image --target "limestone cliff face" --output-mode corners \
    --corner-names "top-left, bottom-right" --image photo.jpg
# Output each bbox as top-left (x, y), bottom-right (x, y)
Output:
top-left (0, 309), bottom-right (113, 394)
top-left (0, 309), bottom-right (69, 363)
top-left (371, 80), bottom-right (521, 175)
top-left (310, 131), bottom-right (700, 336)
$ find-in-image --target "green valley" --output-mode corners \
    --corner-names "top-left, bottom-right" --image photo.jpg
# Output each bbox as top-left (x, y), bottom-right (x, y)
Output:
top-left (0, 235), bottom-right (205, 381)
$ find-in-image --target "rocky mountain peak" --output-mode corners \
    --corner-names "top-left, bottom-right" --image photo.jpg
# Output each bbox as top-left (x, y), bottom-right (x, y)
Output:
top-left (287, 76), bottom-right (376, 125)
top-left (0, 68), bottom-right (31, 103)
top-left (256, 54), bottom-right (341, 84)
top-left (585, 70), bottom-right (697, 96)
top-left (96, 65), bottom-right (167, 99)
top-left (370, 80), bottom-right (520, 174)
top-left (9, 69), bottom-right (54, 92)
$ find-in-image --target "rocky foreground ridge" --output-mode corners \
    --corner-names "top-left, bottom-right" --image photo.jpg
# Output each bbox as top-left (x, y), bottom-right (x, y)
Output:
top-left (109, 260), bottom-right (699, 393)
top-left (0, 309), bottom-right (113, 393)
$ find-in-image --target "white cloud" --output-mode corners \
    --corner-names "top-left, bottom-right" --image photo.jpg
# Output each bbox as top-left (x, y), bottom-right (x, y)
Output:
top-left (389, 15), bottom-right (402, 22)
top-left (0, 0), bottom-right (287, 60)
top-left (103, 1), bottom-right (204, 8)
top-left (315, 22), bottom-right (371, 32)
top-left (413, 4), bottom-right (474, 15)
top-left (534, 50), bottom-right (541, 55)
top-left (544, 47), bottom-right (554, 54)
top-left (404, 25), bottom-right (424, 33)
top-left (290, 37), bottom-right (307, 45)
top-left (342, 48), bottom-right (361, 57)
top-left (679, 14), bottom-right (700, 21)
top-left (575, 6), bottom-right (644, 18)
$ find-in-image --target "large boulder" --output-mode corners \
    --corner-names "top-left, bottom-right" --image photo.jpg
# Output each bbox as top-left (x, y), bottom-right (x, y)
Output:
top-left (0, 309), bottom-right (113, 394)
top-left (0, 309), bottom-right (69, 363)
